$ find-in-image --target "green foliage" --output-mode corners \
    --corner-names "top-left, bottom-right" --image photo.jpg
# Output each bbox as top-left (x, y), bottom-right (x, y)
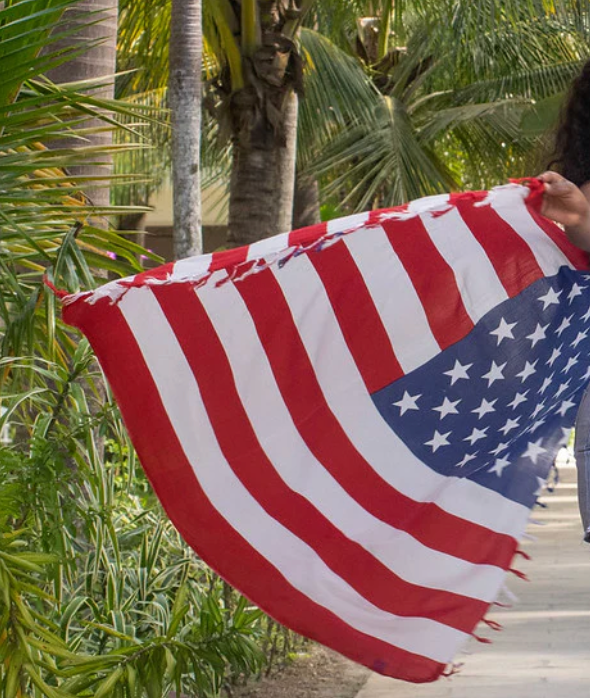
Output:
top-left (300, 1), bottom-right (590, 209)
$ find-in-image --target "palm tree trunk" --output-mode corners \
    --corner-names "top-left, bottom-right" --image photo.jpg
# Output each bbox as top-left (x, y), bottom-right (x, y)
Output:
top-left (227, 143), bottom-right (280, 247)
top-left (227, 88), bottom-right (298, 247)
top-left (169, 0), bottom-right (203, 260)
top-left (45, 0), bottom-right (118, 211)
top-left (276, 90), bottom-right (298, 234)
top-left (293, 172), bottom-right (321, 229)
top-left (44, 2), bottom-right (119, 468)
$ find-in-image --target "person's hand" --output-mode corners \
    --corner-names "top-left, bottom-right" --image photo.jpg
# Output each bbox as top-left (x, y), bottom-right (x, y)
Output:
top-left (538, 171), bottom-right (590, 250)
top-left (538, 171), bottom-right (590, 228)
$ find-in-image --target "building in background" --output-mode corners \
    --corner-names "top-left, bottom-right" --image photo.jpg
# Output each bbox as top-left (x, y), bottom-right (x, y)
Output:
top-left (142, 182), bottom-right (228, 261)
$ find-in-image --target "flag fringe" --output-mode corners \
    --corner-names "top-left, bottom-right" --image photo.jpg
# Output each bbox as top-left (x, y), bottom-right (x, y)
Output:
top-left (54, 180), bottom-right (545, 309)
top-left (442, 662), bottom-right (464, 678)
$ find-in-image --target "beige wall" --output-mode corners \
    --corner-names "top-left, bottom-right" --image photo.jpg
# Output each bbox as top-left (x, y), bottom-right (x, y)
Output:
top-left (142, 183), bottom-right (229, 261)
top-left (145, 182), bottom-right (228, 228)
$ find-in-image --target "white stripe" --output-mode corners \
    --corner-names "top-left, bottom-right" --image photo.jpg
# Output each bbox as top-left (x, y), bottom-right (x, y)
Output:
top-left (198, 278), bottom-right (505, 602)
top-left (118, 286), bottom-right (465, 664)
top-left (419, 207), bottom-right (509, 323)
top-left (170, 254), bottom-right (214, 282)
top-left (327, 211), bottom-right (370, 235)
top-left (246, 232), bottom-right (290, 261)
top-left (272, 253), bottom-right (531, 538)
top-left (344, 226), bottom-right (441, 372)
top-left (489, 187), bottom-right (573, 275)
top-left (407, 194), bottom-right (450, 213)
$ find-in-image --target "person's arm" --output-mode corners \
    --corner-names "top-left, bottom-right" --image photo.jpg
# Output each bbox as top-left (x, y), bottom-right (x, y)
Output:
top-left (538, 171), bottom-right (590, 251)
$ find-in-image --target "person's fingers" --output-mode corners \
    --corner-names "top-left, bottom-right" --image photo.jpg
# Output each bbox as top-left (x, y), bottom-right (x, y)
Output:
top-left (544, 178), bottom-right (575, 196)
top-left (537, 170), bottom-right (565, 183)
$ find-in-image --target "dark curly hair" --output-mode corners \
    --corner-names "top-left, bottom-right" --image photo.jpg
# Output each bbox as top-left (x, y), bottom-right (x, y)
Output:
top-left (551, 59), bottom-right (590, 187)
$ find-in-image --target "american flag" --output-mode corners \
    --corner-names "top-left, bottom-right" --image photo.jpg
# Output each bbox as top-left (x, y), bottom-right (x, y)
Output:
top-left (61, 179), bottom-right (590, 683)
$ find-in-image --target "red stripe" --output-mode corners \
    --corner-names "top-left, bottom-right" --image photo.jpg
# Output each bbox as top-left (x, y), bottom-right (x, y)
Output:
top-left (234, 266), bottom-right (517, 570)
top-left (307, 241), bottom-right (403, 392)
top-left (380, 216), bottom-right (474, 349)
top-left (528, 208), bottom-right (590, 271)
top-left (210, 245), bottom-right (249, 272)
top-left (453, 198), bottom-right (545, 297)
top-left (128, 261), bottom-right (175, 285)
top-left (152, 283), bottom-right (486, 633)
top-left (63, 294), bottom-right (446, 683)
top-left (288, 221), bottom-right (328, 246)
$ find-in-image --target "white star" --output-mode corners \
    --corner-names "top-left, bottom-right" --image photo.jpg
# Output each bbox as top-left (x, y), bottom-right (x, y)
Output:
top-left (489, 457), bottom-right (511, 477)
top-left (489, 442), bottom-right (509, 456)
top-left (572, 330), bottom-right (588, 348)
top-left (582, 306), bottom-right (590, 322)
top-left (516, 361), bottom-right (537, 382)
top-left (568, 282), bottom-right (584, 303)
top-left (557, 399), bottom-right (576, 416)
top-left (482, 361), bottom-right (506, 386)
top-left (490, 318), bottom-right (517, 345)
top-left (456, 452), bottom-right (477, 468)
top-left (538, 287), bottom-right (561, 310)
top-left (508, 391), bottom-right (529, 409)
top-left (464, 427), bottom-right (488, 445)
top-left (556, 315), bottom-right (572, 337)
top-left (393, 391), bottom-right (422, 415)
top-left (555, 380), bottom-right (571, 398)
top-left (530, 417), bottom-right (547, 432)
top-left (425, 430), bottom-right (451, 452)
top-left (526, 323), bottom-right (548, 347)
top-left (472, 398), bottom-right (497, 419)
top-left (547, 346), bottom-right (562, 367)
top-left (531, 401), bottom-right (546, 419)
top-left (583, 366), bottom-right (590, 382)
top-left (538, 374), bottom-right (554, 394)
top-left (432, 397), bottom-right (461, 419)
top-left (443, 360), bottom-right (472, 385)
top-left (562, 354), bottom-right (580, 374)
top-left (523, 439), bottom-right (547, 464)
top-left (499, 417), bottom-right (520, 435)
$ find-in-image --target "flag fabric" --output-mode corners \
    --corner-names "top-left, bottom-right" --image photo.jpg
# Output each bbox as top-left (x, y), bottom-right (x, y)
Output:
top-left (60, 179), bottom-right (590, 683)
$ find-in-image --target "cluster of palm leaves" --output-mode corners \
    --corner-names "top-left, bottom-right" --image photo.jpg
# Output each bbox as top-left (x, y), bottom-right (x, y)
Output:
top-left (295, 1), bottom-right (590, 209)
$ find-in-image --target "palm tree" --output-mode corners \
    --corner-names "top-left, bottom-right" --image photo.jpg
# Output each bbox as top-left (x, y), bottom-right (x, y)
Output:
top-left (203, 0), bottom-right (308, 245)
top-left (169, 0), bottom-right (203, 258)
top-left (116, 0), bottom-right (383, 242)
top-left (116, 0), bottom-right (590, 244)
top-left (302, 0), bottom-right (590, 209)
top-left (45, 0), bottom-right (120, 212)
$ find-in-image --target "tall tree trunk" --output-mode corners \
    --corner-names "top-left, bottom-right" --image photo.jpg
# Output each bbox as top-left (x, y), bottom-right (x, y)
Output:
top-left (169, 0), bottom-right (203, 260)
top-left (227, 143), bottom-right (281, 247)
top-left (293, 172), bottom-right (321, 229)
top-left (45, 0), bottom-right (118, 211)
top-left (227, 88), bottom-right (299, 247)
top-left (43, 1), bottom-right (119, 485)
top-left (276, 90), bottom-right (298, 234)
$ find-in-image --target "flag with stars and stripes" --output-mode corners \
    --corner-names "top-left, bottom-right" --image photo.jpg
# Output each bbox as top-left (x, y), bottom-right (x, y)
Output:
top-left (60, 179), bottom-right (590, 683)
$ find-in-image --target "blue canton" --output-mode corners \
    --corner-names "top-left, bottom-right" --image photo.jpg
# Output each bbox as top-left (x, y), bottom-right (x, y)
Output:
top-left (372, 268), bottom-right (590, 508)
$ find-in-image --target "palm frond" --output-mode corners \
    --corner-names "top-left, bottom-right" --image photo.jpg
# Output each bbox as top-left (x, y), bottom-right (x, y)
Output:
top-left (297, 28), bottom-right (382, 170)
top-left (316, 94), bottom-right (457, 210)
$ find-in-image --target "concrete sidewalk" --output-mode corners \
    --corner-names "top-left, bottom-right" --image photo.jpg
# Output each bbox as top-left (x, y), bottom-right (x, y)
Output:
top-left (355, 460), bottom-right (590, 698)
